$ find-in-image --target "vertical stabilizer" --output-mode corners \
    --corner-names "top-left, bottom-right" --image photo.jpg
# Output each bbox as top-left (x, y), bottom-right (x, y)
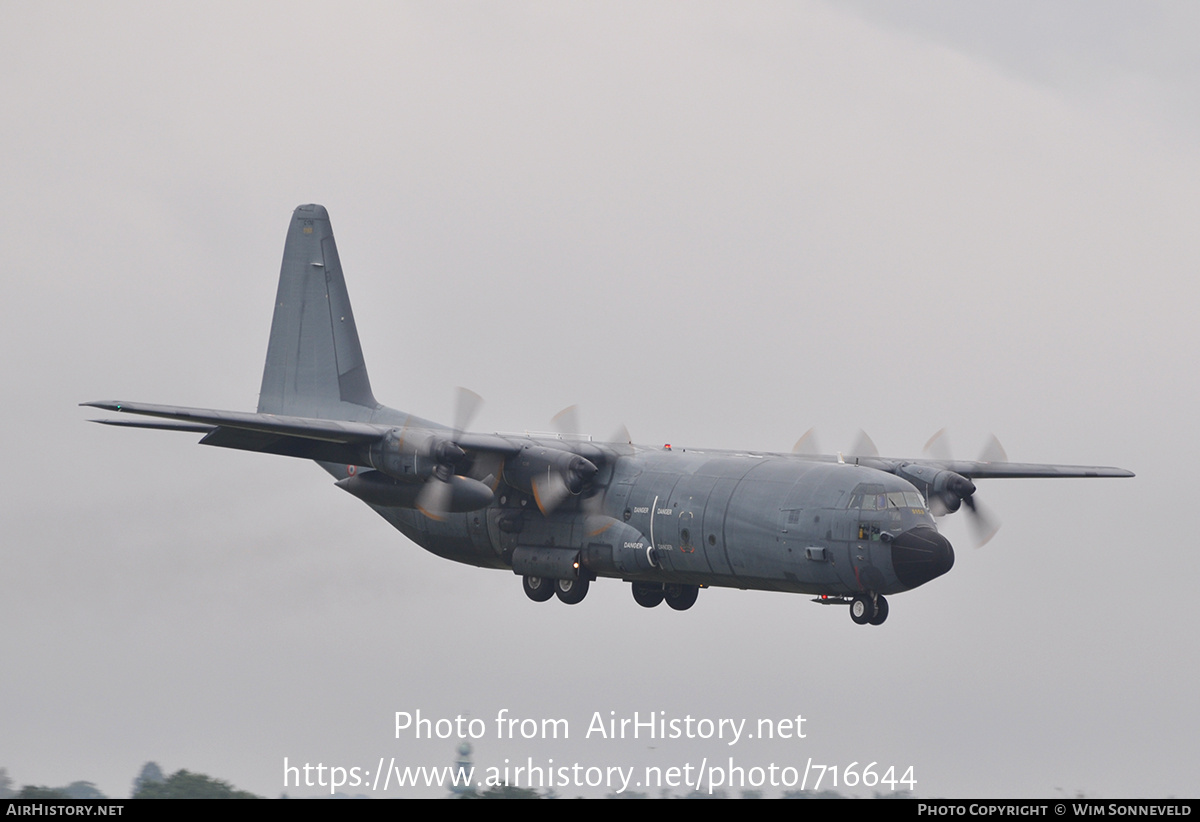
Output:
top-left (258, 204), bottom-right (378, 418)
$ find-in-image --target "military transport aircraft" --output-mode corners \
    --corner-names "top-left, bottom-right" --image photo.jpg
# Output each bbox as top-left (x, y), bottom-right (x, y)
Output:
top-left (85, 204), bottom-right (1133, 625)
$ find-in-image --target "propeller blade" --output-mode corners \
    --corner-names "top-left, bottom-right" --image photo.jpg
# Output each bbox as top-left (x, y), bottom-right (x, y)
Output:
top-left (415, 477), bottom-right (454, 521)
top-left (415, 473), bottom-right (495, 519)
top-left (418, 387), bottom-right (485, 518)
top-left (553, 405), bottom-right (633, 456)
top-left (605, 423), bottom-right (634, 456)
top-left (551, 404), bottom-right (581, 438)
top-left (928, 495), bottom-right (951, 518)
top-left (850, 430), bottom-right (879, 459)
top-left (978, 434), bottom-right (1008, 464)
top-left (531, 469), bottom-right (572, 515)
top-left (452, 387), bottom-right (483, 438)
top-left (792, 428), bottom-right (820, 456)
top-left (581, 487), bottom-right (614, 536)
top-left (922, 428), bottom-right (953, 462)
top-left (962, 494), bottom-right (1001, 548)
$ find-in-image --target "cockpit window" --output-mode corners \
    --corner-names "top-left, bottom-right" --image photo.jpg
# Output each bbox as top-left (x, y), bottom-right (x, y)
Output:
top-left (848, 484), bottom-right (925, 511)
top-left (847, 483), bottom-right (886, 510)
top-left (887, 491), bottom-right (926, 509)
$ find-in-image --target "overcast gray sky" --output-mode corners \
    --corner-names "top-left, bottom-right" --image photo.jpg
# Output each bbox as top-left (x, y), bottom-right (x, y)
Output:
top-left (2, 1), bottom-right (1196, 798)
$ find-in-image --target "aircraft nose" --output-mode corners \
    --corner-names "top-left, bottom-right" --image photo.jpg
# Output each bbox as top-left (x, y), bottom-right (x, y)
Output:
top-left (890, 526), bottom-right (955, 589)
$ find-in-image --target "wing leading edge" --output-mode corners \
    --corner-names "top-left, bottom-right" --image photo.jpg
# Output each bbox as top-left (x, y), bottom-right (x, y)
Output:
top-left (857, 456), bottom-right (1134, 480)
top-left (915, 460), bottom-right (1133, 479)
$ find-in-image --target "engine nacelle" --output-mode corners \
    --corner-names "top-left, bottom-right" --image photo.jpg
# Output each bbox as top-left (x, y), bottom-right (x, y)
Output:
top-left (366, 428), bottom-right (462, 483)
top-left (503, 444), bottom-right (598, 498)
top-left (894, 463), bottom-right (976, 516)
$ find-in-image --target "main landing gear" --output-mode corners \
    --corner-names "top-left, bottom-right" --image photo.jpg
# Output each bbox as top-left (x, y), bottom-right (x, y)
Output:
top-left (522, 576), bottom-right (703, 610)
top-left (522, 574), bottom-right (591, 605)
top-left (630, 581), bottom-right (699, 611)
top-left (631, 581), bottom-right (664, 608)
top-left (522, 575), bottom-right (554, 602)
top-left (849, 593), bottom-right (888, 626)
top-left (554, 576), bottom-right (589, 605)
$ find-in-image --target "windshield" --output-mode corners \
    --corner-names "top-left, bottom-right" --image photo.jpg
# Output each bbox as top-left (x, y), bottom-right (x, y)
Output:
top-left (847, 484), bottom-right (925, 511)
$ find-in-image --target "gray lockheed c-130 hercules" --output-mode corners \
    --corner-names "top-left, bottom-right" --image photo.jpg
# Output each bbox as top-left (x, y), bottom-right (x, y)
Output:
top-left (85, 204), bottom-right (1134, 625)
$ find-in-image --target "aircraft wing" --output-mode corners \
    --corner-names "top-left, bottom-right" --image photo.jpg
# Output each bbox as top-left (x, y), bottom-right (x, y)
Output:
top-left (83, 399), bottom-right (400, 464)
top-left (925, 460), bottom-right (1133, 479)
top-left (858, 456), bottom-right (1134, 480)
top-left (91, 418), bottom-right (217, 434)
top-left (83, 400), bottom-right (523, 464)
top-left (83, 401), bottom-right (387, 441)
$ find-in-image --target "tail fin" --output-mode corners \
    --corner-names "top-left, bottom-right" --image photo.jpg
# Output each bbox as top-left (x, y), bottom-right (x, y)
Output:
top-left (257, 204), bottom-right (378, 419)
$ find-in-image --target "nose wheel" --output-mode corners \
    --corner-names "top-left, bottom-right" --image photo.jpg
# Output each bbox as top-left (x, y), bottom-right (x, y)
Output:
top-left (849, 593), bottom-right (888, 625)
top-left (869, 595), bottom-right (888, 625)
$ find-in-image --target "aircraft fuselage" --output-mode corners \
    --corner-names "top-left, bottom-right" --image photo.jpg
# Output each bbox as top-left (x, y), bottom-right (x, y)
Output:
top-left (359, 445), bottom-right (952, 599)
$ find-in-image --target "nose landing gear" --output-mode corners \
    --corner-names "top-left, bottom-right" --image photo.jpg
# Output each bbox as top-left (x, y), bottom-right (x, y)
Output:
top-left (849, 593), bottom-right (888, 625)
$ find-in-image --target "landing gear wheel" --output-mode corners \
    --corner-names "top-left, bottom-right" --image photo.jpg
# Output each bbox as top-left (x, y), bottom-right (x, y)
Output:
top-left (663, 583), bottom-right (699, 611)
top-left (555, 576), bottom-right (590, 605)
top-left (523, 575), bottom-right (554, 603)
top-left (850, 593), bottom-right (875, 625)
top-left (869, 595), bottom-right (889, 625)
top-left (631, 581), bottom-right (665, 608)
